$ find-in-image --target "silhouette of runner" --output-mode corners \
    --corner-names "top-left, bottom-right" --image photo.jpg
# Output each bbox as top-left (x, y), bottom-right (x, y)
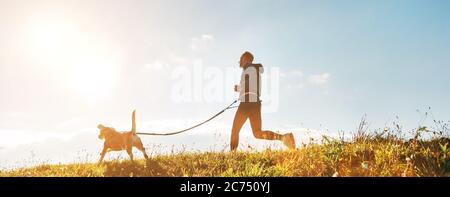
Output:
top-left (230, 51), bottom-right (296, 151)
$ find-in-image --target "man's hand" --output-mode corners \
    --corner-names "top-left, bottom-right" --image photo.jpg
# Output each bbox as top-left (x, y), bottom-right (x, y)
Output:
top-left (234, 85), bottom-right (240, 92)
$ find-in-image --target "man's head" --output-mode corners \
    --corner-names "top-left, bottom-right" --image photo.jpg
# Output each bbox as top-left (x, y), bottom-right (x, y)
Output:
top-left (240, 51), bottom-right (254, 68)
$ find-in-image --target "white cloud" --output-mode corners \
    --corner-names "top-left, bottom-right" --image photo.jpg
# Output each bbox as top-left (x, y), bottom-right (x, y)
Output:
top-left (200, 34), bottom-right (214, 41)
top-left (287, 83), bottom-right (304, 89)
top-left (291, 70), bottom-right (304, 77)
top-left (145, 60), bottom-right (167, 71)
top-left (280, 69), bottom-right (303, 78)
top-left (191, 34), bottom-right (214, 51)
top-left (308, 73), bottom-right (330, 85)
top-left (0, 128), bottom-right (94, 149)
top-left (281, 69), bottom-right (304, 89)
top-left (169, 56), bottom-right (190, 65)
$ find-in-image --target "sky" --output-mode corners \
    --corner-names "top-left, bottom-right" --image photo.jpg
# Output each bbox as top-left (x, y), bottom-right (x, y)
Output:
top-left (0, 0), bottom-right (449, 168)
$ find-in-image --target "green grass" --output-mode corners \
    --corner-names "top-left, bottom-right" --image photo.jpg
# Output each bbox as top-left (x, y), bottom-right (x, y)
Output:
top-left (1, 116), bottom-right (449, 177)
top-left (1, 136), bottom-right (448, 177)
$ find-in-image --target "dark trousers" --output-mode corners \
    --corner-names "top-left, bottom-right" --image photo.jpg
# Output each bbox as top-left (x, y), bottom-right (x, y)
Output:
top-left (230, 102), bottom-right (282, 151)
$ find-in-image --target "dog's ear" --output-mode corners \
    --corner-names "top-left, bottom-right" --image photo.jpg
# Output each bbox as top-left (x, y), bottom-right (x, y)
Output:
top-left (97, 124), bottom-right (106, 129)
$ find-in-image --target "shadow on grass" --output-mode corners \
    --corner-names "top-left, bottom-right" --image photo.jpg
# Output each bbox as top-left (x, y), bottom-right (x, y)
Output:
top-left (103, 159), bottom-right (167, 177)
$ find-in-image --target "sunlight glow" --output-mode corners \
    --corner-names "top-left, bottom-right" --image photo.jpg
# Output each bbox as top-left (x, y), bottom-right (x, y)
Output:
top-left (69, 57), bottom-right (120, 103)
top-left (25, 17), bottom-right (121, 104)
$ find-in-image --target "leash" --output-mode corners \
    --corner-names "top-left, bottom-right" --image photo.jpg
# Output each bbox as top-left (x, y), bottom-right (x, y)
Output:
top-left (136, 99), bottom-right (238, 136)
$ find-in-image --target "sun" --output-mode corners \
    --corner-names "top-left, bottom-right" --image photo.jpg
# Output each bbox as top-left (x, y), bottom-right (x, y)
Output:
top-left (25, 17), bottom-right (121, 104)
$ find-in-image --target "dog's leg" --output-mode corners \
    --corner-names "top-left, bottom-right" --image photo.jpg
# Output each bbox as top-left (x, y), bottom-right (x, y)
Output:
top-left (127, 148), bottom-right (134, 161)
top-left (99, 147), bottom-right (107, 163)
top-left (135, 140), bottom-right (149, 160)
top-left (141, 147), bottom-right (149, 160)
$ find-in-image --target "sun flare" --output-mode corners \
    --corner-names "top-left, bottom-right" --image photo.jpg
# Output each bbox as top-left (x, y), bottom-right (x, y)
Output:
top-left (25, 17), bottom-right (121, 103)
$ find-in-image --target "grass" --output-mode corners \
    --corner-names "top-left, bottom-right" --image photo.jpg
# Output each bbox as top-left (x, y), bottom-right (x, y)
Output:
top-left (1, 116), bottom-right (449, 177)
top-left (1, 137), bottom-right (448, 177)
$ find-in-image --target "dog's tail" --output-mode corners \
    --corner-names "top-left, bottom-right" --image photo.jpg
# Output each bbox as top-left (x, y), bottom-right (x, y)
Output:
top-left (131, 110), bottom-right (136, 135)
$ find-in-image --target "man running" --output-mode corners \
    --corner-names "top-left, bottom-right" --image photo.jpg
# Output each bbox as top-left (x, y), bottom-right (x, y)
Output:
top-left (230, 51), bottom-right (296, 151)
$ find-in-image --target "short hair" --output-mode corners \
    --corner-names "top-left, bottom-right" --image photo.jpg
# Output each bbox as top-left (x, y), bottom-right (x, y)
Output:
top-left (241, 51), bottom-right (254, 62)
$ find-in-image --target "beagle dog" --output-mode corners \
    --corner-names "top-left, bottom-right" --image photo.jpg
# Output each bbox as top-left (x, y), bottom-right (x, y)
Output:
top-left (97, 110), bottom-right (148, 162)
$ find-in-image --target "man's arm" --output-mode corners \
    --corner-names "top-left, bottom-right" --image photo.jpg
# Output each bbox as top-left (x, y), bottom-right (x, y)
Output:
top-left (234, 70), bottom-right (245, 92)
